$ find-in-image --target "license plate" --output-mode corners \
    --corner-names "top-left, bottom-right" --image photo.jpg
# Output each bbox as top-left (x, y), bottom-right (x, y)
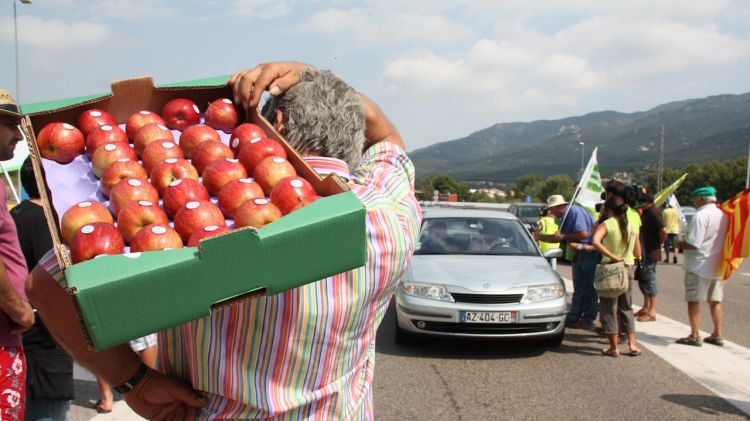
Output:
top-left (461, 311), bottom-right (518, 324)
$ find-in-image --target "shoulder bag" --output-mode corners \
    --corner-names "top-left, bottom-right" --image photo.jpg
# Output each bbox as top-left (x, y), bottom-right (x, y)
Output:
top-left (594, 261), bottom-right (628, 298)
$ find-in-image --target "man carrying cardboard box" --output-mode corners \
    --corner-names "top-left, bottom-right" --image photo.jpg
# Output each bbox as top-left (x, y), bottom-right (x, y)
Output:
top-left (0, 89), bottom-right (36, 421)
top-left (26, 62), bottom-right (421, 419)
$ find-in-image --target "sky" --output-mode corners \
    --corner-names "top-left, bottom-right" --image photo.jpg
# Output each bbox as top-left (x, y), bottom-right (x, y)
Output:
top-left (1, 0), bottom-right (749, 152)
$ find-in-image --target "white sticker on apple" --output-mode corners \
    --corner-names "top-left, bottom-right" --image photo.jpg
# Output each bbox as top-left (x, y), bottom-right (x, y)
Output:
top-left (239, 178), bottom-right (253, 184)
top-left (128, 179), bottom-right (142, 187)
top-left (254, 198), bottom-right (269, 205)
top-left (186, 201), bottom-right (200, 210)
top-left (90, 111), bottom-right (102, 117)
top-left (165, 158), bottom-right (178, 164)
top-left (222, 99), bottom-right (232, 105)
top-left (290, 179), bottom-right (304, 188)
top-left (192, 104), bottom-right (200, 114)
top-left (250, 137), bottom-right (262, 144)
top-left (81, 225), bottom-right (95, 234)
top-left (78, 201), bottom-right (93, 208)
top-left (62, 123), bottom-right (75, 130)
top-left (232, 138), bottom-right (240, 148)
top-left (116, 158), bottom-right (130, 163)
top-left (104, 143), bottom-right (118, 151)
top-left (204, 225), bottom-right (220, 232)
top-left (272, 157), bottom-right (285, 164)
top-left (227, 158), bottom-right (239, 163)
top-left (140, 111), bottom-right (151, 115)
top-left (101, 125), bottom-right (113, 131)
top-left (124, 252), bottom-right (142, 259)
top-left (170, 179), bottom-right (183, 187)
top-left (163, 142), bottom-right (175, 148)
top-left (151, 226), bottom-right (167, 235)
top-left (138, 200), bottom-right (153, 207)
top-left (157, 124), bottom-right (168, 131)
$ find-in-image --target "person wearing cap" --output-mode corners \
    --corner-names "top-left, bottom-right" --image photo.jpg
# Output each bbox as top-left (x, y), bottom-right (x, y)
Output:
top-left (674, 186), bottom-right (729, 347)
top-left (634, 193), bottom-right (666, 322)
top-left (535, 194), bottom-right (599, 330)
top-left (0, 89), bottom-right (36, 420)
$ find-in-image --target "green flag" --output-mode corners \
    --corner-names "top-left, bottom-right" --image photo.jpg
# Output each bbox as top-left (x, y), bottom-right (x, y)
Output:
top-left (654, 173), bottom-right (688, 207)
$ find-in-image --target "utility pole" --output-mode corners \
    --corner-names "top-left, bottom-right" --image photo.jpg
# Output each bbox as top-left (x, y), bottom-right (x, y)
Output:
top-left (657, 125), bottom-right (664, 192)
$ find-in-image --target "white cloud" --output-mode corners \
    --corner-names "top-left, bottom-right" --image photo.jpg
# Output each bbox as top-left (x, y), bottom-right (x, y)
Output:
top-left (229, 0), bottom-right (295, 19)
top-left (87, 0), bottom-right (176, 21)
top-left (0, 16), bottom-right (110, 50)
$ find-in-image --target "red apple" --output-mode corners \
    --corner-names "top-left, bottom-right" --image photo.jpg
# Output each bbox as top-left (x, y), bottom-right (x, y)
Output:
top-left (217, 178), bottom-right (264, 218)
top-left (230, 123), bottom-right (267, 157)
top-left (270, 176), bottom-right (318, 215)
top-left (100, 158), bottom-right (147, 197)
top-left (237, 137), bottom-right (286, 174)
top-left (290, 195), bottom-right (322, 212)
top-left (149, 158), bottom-right (199, 196)
top-left (70, 222), bottom-right (124, 263)
top-left (125, 111), bottom-right (165, 139)
top-left (173, 200), bottom-right (225, 242)
top-left (85, 124), bottom-right (129, 160)
top-left (116, 200), bottom-right (169, 243)
top-left (204, 98), bottom-right (238, 133)
top-left (162, 178), bottom-right (210, 217)
top-left (92, 142), bottom-right (138, 179)
top-left (60, 201), bottom-right (114, 245)
top-left (109, 178), bottom-right (159, 216)
top-left (187, 224), bottom-right (231, 247)
top-left (77, 109), bottom-right (117, 138)
top-left (133, 123), bottom-right (175, 154)
top-left (141, 140), bottom-right (184, 174)
top-left (253, 156), bottom-right (297, 195)
top-left (177, 125), bottom-right (221, 159)
top-left (191, 140), bottom-right (234, 175)
top-left (36, 122), bottom-right (85, 164)
top-left (162, 98), bottom-right (201, 131)
top-left (234, 198), bottom-right (282, 229)
top-left (201, 158), bottom-right (248, 196)
top-left (130, 224), bottom-right (183, 252)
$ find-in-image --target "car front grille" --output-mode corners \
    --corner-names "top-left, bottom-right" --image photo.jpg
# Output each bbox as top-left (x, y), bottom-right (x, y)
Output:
top-left (414, 321), bottom-right (558, 335)
top-left (450, 293), bottom-right (524, 304)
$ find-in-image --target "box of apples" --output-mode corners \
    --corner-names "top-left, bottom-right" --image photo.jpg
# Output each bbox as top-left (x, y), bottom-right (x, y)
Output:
top-left (20, 76), bottom-right (366, 350)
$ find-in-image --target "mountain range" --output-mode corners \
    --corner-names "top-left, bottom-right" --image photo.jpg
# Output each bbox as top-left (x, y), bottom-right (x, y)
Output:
top-left (410, 92), bottom-right (750, 183)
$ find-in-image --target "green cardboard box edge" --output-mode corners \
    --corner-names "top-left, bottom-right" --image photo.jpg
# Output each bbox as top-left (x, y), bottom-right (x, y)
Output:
top-left (23, 76), bottom-right (367, 350)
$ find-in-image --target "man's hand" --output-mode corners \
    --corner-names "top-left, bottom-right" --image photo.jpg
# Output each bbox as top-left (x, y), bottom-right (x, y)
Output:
top-left (552, 231), bottom-right (565, 242)
top-left (124, 369), bottom-right (207, 421)
top-left (229, 62), bottom-right (310, 110)
top-left (8, 301), bottom-right (34, 335)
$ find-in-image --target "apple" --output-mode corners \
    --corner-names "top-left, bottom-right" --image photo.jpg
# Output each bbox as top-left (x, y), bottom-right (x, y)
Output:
top-left (91, 142), bottom-right (138, 179)
top-left (270, 176), bottom-right (318, 215)
top-left (234, 198), bottom-right (282, 229)
top-left (125, 110), bottom-right (165, 139)
top-left (190, 140), bottom-right (234, 175)
top-left (162, 98), bottom-right (201, 131)
top-left (116, 200), bottom-right (169, 243)
top-left (162, 178), bottom-right (210, 217)
top-left (36, 122), bottom-right (85, 164)
top-left (77, 109), bottom-right (117, 138)
top-left (237, 137), bottom-right (286, 174)
top-left (109, 178), bottom-right (159, 216)
top-left (173, 200), bottom-right (225, 242)
top-left (85, 124), bottom-right (129, 160)
top-left (149, 158), bottom-right (199, 195)
top-left (187, 225), bottom-right (231, 247)
top-left (70, 222), bottom-right (124, 263)
top-left (201, 158), bottom-right (248, 196)
top-left (133, 123), bottom-right (175, 154)
top-left (130, 224), bottom-right (183, 252)
top-left (204, 98), bottom-right (238, 133)
top-left (230, 123), bottom-right (267, 157)
top-left (253, 156), bottom-right (297, 195)
top-left (217, 178), bottom-right (264, 218)
top-left (100, 158), bottom-right (147, 197)
top-left (141, 140), bottom-right (184, 174)
top-left (60, 201), bottom-right (114, 245)
top-left (177, 125), bottom-right (221, 159)
top-left (290, 195), bottom-right (321, 213)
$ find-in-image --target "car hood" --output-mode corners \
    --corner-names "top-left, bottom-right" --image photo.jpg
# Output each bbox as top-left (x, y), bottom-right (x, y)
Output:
top-left (407, 255), bottom-right (560, 292)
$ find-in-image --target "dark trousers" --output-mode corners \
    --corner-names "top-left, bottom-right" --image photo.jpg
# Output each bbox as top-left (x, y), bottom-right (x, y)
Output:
top-left (567, 251), bottom-right (601, 325)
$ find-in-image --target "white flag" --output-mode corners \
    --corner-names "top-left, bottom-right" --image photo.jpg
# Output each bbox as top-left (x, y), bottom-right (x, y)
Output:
top-left (573, 147), bottom-right (603, 208)
top-left (667, 194), bottom-right (687, 230)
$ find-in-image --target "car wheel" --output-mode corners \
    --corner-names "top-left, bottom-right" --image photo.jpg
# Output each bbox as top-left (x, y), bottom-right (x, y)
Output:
top-left (541, 328), bottom-right (565, 347)
top-left (395, 323), bottom-right (415, 345)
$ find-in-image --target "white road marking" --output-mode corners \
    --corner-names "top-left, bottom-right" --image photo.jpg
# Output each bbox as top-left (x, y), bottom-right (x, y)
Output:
top-left (740, 272), bottom-right (750, 277)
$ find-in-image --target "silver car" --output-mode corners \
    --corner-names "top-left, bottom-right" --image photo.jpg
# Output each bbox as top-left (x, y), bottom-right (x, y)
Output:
top-left (395, 208), bottom-right (566, 346)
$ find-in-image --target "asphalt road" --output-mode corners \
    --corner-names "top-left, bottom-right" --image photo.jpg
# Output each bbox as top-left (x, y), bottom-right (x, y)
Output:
top-left (68, 258), bottom-right (750, 420)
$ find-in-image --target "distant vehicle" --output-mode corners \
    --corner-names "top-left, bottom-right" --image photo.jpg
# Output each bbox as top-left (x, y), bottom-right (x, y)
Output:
top-left (395, 208), bottom-right (566, 346)
top-left (680, 205), bottom-right (696, 233)
top-left (507, 203), bottom-right (546, 231)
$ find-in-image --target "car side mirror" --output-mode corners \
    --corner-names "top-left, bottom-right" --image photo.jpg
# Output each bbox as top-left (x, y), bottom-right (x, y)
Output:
top-left (543, 248), bottom-right (563, 259)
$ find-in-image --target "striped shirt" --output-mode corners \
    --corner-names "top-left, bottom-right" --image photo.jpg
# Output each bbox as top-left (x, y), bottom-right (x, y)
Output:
top-left (40, 142), bottom-right (421, 419)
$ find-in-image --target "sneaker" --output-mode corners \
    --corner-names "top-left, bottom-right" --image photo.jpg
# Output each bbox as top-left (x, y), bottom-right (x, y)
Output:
top-left (704, 335), bottom-right (725, 347)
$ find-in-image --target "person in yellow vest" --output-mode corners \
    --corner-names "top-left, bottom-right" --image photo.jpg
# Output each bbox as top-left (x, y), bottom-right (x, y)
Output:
top-left (662, 204), bottom-right (680, 264)
top-left (537, 207), bottom-right (560, 252)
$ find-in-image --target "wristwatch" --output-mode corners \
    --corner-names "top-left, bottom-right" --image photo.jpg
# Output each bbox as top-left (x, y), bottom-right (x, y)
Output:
top-left (113, 363), bottom-right (149, 394)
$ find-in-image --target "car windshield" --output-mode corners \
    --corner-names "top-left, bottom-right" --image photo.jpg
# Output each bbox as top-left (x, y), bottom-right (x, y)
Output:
top-left (415, 217), bottom-right (539, 256)
top-left (517, 206), bottom-right (542, 218)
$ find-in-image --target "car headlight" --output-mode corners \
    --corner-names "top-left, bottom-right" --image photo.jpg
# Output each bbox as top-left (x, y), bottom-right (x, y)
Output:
top-left (401, 282), bottom-right (454, 302)
top-left (522, 284), bottom-right (564, 303)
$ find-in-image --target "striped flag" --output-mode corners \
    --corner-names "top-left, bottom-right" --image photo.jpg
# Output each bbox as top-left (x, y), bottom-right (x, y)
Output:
top-left (716, 188), bottom-right (750, 281)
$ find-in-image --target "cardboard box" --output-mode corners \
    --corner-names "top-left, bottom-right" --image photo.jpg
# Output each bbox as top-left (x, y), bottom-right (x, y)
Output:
top-left (21, 76), bottom-right (367, 350)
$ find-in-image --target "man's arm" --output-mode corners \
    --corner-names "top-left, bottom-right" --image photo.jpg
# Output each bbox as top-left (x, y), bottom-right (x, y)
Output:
top-left (26, 263), bottom-right (206, 419)
top-left (0, 260), bottom-right (33, 334)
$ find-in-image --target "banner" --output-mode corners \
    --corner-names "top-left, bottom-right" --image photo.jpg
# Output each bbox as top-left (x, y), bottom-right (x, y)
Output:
top-left (716, 188), bottom-right (749, 281)
top-left (573, 147), bottom-right (603, 209)
top-left (654, 173), bottom-right (688, 208)
top-left (666, 194), bottom-right (687, 230)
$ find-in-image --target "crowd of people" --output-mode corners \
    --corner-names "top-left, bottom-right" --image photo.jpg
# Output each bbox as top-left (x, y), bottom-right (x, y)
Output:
top-left (534, 181), bottom-right (730, 356)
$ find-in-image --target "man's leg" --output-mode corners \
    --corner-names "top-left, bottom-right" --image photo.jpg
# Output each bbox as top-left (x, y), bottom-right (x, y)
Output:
top-left (709, 302), bottom-right (723, 338)
top-left (687, 301), bottom-right (701, 338)
top-left (567, 260), bottom-right (584, 324)
top-left (579, 252), bottom-right (599, 327)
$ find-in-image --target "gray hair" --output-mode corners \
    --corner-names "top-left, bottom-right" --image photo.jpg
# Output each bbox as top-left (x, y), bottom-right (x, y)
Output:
top-left (261, 68), bottom-right (366, 169)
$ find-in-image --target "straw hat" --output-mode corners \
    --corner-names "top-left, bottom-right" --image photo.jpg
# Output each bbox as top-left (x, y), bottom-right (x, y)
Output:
top-left (545, 194), bottom-right (569, 208)
top-left (0, 89), bottom-right (22, 121)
